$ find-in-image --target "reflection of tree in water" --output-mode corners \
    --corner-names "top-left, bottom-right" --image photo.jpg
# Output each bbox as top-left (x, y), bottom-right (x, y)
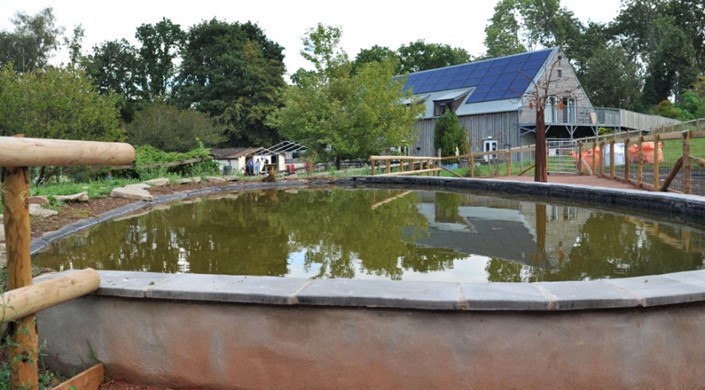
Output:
top-left (272, 189), bottom-right (459, 280)
top-left (485, 211), bottom-right (705, 282)
top-left (34, 189), bottom-right (465, 279)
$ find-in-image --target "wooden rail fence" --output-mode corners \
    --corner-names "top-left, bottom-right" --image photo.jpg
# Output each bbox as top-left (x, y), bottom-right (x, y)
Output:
top-left (1, 136), bottom-right (134, 389)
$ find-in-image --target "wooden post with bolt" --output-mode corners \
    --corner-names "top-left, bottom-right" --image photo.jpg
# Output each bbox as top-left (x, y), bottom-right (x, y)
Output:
top-left (1, 136), bottom-right (134, 388)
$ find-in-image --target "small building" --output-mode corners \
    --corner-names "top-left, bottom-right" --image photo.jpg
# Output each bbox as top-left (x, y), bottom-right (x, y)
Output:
top-left (211, 148), bottom-right (258, 175)
top-left (402, 47), bottom-right (680, 156)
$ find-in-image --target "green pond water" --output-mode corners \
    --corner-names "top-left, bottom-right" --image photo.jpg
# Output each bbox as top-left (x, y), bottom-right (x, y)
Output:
top-left (32, 188), bottom-right (705, 283)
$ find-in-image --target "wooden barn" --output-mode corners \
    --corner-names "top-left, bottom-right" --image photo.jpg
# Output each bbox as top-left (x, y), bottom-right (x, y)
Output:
top-left (403, 47), bottom-right (679, 156)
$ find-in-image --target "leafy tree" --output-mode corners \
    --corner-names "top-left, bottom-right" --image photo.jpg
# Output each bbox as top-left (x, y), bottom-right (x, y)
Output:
top-left (396, 40), bottom-right (471, 73)
top-left (580, 45), bottom-right (642, 109)
top-left (0, 7), bottom-right (63, 72)
top-left (135, 18), bottom-right (185, 100)
top-left (353, 45), bottom-right (399, 73)
top-left (269, 24), bottom-right (423, 168)
top-left (174, 18), bottom-right (286, 147)
top-left (484, 0), bottom-right (526, 57)
top-left (127, 100), bottom-right (225, 152)
top-left (0, 64), bottom-right (123, 141)
top-left (613, 0), bottom-right (704, 104)
top-left (434, 110), bottom-right (468, 157)
top-left (82, 39), bottom-right (141, 121)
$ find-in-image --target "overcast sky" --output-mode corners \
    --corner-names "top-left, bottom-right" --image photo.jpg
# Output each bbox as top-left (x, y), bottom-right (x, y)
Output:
top-left (0, 0), bottom-right (622, 77)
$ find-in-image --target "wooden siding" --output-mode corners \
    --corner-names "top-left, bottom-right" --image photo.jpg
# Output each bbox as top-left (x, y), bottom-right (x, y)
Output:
top-left (410, 112), bottom-right (520, 156)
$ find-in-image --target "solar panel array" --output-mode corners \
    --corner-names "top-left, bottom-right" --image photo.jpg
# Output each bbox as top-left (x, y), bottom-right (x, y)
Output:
top-left (403, 49), bottom-right (553, 104)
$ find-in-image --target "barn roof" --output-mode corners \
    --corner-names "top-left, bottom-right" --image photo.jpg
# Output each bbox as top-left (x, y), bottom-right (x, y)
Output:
top-left (402, 48), bottom-right (558, 117)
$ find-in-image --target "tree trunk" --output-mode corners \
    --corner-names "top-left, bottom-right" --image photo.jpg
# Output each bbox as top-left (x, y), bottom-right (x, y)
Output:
top-left (534, 104), bottom-right (548, 182)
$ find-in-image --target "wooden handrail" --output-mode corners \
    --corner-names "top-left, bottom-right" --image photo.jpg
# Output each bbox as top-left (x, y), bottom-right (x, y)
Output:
top-left (0, 136), bottom-right (134, 167)
top-left (1, 269), bottom-right (100, 323)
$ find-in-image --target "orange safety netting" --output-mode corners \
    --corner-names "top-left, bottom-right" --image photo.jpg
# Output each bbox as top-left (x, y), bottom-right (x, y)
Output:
top-left (628, 142), bottom-right (664, 163)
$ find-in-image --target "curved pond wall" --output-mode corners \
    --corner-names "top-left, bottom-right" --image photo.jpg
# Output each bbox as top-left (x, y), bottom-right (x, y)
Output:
top-left (35, 177), bottom-right (705, 388)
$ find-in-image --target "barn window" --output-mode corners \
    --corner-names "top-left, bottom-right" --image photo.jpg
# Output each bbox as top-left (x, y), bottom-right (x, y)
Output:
top-left (557, 69), bottom-right (563, 78)
top-left (562, 97), bottom-right (577, 123)
top-left (544, 96), bottom-right (557, 123)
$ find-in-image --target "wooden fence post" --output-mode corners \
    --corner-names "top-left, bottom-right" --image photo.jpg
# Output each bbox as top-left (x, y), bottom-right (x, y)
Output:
top-left (577, 142), bottom-right (584, 175)
top-left (624, 138), bottom-right (630, 184)
top-left (599, 141), bottom-right (605, 177)
top-left (2, 165), bottom-right (39, 389)
top-left (683, 130), bottom-right (691, 194)
top-left (370, 159), bottom-right (375, 176)
top-left (609, 138), bottom-right (616, 180)
top-left (653, 135), bottom-right (660, 190)
top-left (637, 135), bottom-right (644, 188)
top-left (506, 149), bottom-right (512, 176)
top-left (469, 152), bottom-right (475, 177)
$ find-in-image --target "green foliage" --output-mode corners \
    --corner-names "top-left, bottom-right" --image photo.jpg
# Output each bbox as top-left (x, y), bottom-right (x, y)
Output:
top-left (81, 39), bottom-right (141, 122)
top-left (0, 65), bottom-right (125, 141)
top-left (484, 0), bottom-right (526, 57)
top-left (396, 40), bottom-right (471, 74)
top-left (127, 100), bottom-right (225, 152)
top-left (0, 7), bottom-right (63, 72)
top-left (581, 45), bottom-right (642, 110)
top-left (174, 18), bottom-right (286, 147)
top-left (135, 142), bottom-right (218, 178)
top-left (270, 24), bottom-right (423, 167)
top-left (434, 110), bottom-right (468, 157)
top-left (135, 18), bottom-right (185, 100)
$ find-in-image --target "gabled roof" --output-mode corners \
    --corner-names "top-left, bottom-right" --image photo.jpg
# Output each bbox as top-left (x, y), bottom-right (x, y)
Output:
top-left (403, 48), bottom-right (556, 106)
top-left (211, 147), bottom-right (259, 159)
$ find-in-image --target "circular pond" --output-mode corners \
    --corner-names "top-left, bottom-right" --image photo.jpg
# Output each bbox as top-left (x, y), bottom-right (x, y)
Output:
top-left (32, 184), bottom-right (705, 283)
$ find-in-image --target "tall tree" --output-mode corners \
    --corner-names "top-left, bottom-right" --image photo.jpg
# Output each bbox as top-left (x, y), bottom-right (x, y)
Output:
top-left (0, 7), bottom-right (63, 72)
top-left (82, 39), bottom-right (142, 122)
top-left (269, 24), bottom-right (423, 168)
top-left (484, 0), bottom-right (526, 57)
top-left (353, 45), bottom-right (399, 73)
top-left (135, 18), bottom-right (185, 100)
top-left (580, 45), bottom-right (642, 109)
top-left (396, 40), bottom-right (471, 73)
top-left (613, 0), bottom-right (704, 104)
top-left (174, 19), bottom-right (286, 147)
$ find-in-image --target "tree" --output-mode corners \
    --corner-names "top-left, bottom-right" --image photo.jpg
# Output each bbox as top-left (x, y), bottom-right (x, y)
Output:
top-left (484, 0), bottom-right (526, 57)
top-left (0, 64), bottom-right (123, 141)
top-left (396, 40), bottom-right (471, 73)
top-left (353, 45), bottom-right (399, 73)
top-left (135, 18), bottom-right (185, 100)
top-left (613, 0), bottom-right (704, 104)
top-left (126, 100), bottom-right (225, 152)
top-left (269, 24), bottom-right (423, 168)
top-left (82, 39), bottom-right (142, 122)
top-left (0, 7), bottom-right (63, 72)
top-left (580, 45), bottom-right (642, 109)
top-left (434, 110), bottom-right (468, 157)
top-left (174, 19), bottom-right (286, 147)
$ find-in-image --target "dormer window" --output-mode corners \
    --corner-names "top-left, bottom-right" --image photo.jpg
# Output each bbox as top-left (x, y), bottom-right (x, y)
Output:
top-left (432, 88), bottom-right (473, 117)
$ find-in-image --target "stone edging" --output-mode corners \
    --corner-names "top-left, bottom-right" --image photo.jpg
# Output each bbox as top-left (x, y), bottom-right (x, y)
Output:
top-left (32, 176), bottom-right (705, 312)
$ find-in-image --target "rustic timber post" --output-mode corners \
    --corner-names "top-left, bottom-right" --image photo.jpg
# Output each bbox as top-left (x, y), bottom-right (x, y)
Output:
top-left (624, 138), bottom-right (630, 184)
top-left (683, 130), bottom-right (691, 194)
top-left (506, 149), bottom-right (512, 176)
top-left (386, 158), bottom-right (391, 174)
top-left (0, 136), bottom-right (134, 388)
top-left (598, 141), bottom-right (605, 177)
top-left (609, 138), bottom-right (616, 180)
top-left (469, 152), bottom-right (474, 178)
top-left (591, 140), bottom-right (597, 174)
top-left (653, 135), bottom-right (660, 190)
top-left (577, 142), bottom-right (584, 175)
top-left (637, 136), bottom-right (644, 188)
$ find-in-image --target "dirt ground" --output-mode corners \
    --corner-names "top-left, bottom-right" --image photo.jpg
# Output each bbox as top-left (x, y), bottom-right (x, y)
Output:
top-left (19, 174), bottom-right (642, 389)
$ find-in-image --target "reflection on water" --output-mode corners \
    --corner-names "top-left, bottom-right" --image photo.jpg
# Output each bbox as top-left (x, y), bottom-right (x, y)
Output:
top-left (33, 189), bottom-right (705, 282)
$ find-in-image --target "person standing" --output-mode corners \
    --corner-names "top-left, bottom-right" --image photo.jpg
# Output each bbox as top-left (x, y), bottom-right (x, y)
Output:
top-left (254, 157), bottom-right (261, 175)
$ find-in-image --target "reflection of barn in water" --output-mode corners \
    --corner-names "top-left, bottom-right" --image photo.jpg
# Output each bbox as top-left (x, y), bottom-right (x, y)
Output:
top-left (412, 191), bottom-right (589, 268)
